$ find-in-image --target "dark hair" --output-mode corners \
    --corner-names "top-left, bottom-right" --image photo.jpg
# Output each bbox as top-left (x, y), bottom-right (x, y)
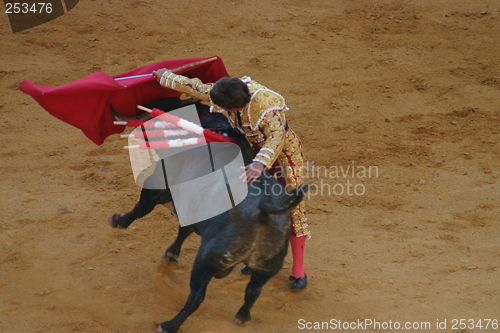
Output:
top-left (210, 77), bottom-right (251, 109)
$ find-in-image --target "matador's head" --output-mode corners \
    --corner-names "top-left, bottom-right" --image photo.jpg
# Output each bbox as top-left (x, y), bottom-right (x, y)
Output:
top-left (210, 77), bottom-right (251, 111)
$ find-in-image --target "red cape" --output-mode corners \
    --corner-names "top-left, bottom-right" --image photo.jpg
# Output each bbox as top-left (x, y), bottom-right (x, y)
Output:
top-left (20, 56), bottom-right (229, 145)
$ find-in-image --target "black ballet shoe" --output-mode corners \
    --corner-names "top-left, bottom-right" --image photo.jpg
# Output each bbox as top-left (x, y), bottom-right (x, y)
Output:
top-left (241, 265), bottom-right (252, 275)
top-left (289, 273), bottom-right (308, 290)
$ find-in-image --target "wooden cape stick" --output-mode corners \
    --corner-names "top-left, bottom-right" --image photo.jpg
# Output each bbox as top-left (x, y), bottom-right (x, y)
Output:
top-left (169, 56), bottom-right (218, 73)
top-left (114, 56), bottom-right (218, 81)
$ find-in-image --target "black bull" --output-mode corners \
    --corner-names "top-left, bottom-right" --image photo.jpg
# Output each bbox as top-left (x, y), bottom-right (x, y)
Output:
top-left (109, 98), bottom-right (311, 333)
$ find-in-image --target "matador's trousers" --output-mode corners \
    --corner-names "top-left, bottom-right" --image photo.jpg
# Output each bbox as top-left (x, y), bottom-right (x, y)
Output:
top-left (267, 129), bottom-right (310, 238)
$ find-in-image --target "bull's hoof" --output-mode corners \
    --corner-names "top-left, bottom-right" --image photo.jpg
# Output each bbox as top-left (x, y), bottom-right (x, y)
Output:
top-left (107, 214), bottom-right (124, 228)
top-left (107, 213), bottom-right (132, 229)
top-left (234, 312), bottom-right (251, 325)
top-left (289, 273), bottom-right (308, 291)
top-left (157, 321), bottom-right (177, 333)
top-left (162, 252), bottom-right (179, 266)
top-left (240, 265), bottom-right (252, 275)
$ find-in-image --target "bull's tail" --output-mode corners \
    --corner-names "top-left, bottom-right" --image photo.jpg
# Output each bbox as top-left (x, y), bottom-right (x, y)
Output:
top-left (260, 182), bottom-right (313, 215)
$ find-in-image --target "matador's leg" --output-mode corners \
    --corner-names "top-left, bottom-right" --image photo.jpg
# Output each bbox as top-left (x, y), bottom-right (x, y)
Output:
top-left (277, 130), bottom-right (310, 237)
top-left (273, 131), bottom-right (309, 289)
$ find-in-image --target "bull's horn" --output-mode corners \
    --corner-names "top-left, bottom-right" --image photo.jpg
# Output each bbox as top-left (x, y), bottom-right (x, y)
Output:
top-left (111, 104), bottom-right (152, 121)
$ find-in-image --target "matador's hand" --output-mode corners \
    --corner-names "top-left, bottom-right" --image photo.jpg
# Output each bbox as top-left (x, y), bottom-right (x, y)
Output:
top-left (153, 68), bottom-right (171, 82)
top-left (240, 162), bottom-right (265, 183)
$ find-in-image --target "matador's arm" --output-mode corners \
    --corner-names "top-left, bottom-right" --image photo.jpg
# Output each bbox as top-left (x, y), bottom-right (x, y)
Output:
top-left (158, 70), bottom-right (213, 102)
top-left (253, 110), bottom-right (287, 168)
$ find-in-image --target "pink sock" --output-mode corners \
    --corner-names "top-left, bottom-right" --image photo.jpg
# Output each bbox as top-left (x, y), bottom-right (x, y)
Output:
top-left (290, 234), bottom-right (306, 279)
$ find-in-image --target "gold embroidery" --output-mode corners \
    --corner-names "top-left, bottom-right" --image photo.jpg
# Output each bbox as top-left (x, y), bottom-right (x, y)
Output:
top-left (252, 111), bottom-right (286, 168)
top-left (159, 71), bottom-right (213, 102)
top-left (247, 89), bottom-right (287, 130)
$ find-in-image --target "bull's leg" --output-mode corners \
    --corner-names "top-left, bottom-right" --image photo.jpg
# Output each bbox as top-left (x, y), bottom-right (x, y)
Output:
top-left (162, 226), bottom-right (193, 265)
top-left (234, 271), bottom-right (272, 324)
top-left (157, 254), bottom-right (214, 333)
top-left (108, 188), bottom-right (171, 229)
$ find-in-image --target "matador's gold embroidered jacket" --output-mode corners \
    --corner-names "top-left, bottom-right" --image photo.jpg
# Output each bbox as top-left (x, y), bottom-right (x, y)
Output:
top-left (160, 73), bottom-right (288, 168)
top-left (159, 72), bottom-right (310, 237)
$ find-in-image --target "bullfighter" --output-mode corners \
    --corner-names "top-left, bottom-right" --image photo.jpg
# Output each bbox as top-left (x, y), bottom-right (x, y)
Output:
top-left (153, 69), bottom-right (309, 290)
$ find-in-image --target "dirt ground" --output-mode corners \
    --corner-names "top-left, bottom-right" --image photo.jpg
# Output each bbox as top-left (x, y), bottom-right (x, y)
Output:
top-left (1, 0), bottom-right (499, 332)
